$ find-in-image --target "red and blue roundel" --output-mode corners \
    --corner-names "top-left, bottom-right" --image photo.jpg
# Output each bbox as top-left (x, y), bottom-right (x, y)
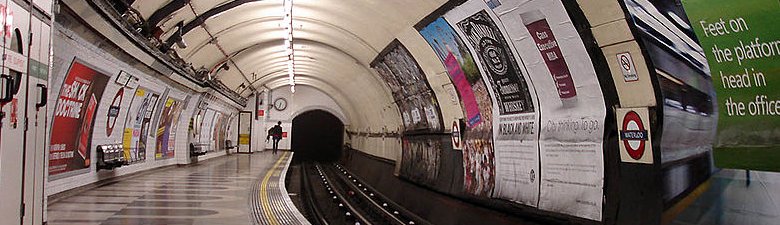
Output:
top-left (621, 110), bottom-right (649, 160)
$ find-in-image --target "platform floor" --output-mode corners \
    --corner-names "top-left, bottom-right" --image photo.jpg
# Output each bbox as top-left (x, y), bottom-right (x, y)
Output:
top-left (47, 151), bottom-right (308, 225)
top-left (672, 169), bottom-right (780, 225)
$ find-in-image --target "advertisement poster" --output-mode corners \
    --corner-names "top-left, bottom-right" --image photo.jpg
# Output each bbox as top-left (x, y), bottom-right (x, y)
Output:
top-left (420, 18), bottom-right (485, 127)
top-left (199, 109), bottom-right (216, 145)
top-left (456, 11), bottom-right (535, 116)
top-left (419, 17), bottom-right (497, 197)
top-left (213, 112), bottom-right (226, 152)
top-left (449, 4), bottom-right (541, 201)
top-left (681, 0), bottom-right (780, 171)
top-left (400, 137), bottom-right (443, 187)
top-left (191, 109), bottom-right (204, 141)
top-left (497, 0), bottom-right (606, 220)
top-left (155, 97), bottom-right (184, 159)
top-left (372, 42), bottom-right (444, 133)
top-left (49, 59), bottom-right (110, 177)
top-left (167, 101), bottom-right (184, 157)
top-left (121, 87), bottom-right (160, 164)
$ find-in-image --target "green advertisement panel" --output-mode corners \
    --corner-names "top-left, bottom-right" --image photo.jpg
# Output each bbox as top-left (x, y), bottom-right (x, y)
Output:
top-left (682, 0), bottom-right (780, 171)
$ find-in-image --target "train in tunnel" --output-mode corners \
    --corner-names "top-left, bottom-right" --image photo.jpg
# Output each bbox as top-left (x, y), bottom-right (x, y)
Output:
top-left (0, 0), bottom-right (776, 224)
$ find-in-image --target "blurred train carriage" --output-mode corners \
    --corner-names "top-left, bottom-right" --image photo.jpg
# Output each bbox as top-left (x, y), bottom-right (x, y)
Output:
top-left (0, 1), bottom-right (53, 225)
top-left (623, 0), bottom-right (717, 206)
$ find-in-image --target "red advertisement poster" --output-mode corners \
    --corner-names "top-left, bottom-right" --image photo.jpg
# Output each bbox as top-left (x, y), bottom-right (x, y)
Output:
top-left (445, 53), bottom-right (482, 126)
top-left (522, 10), bottom-right (577, 106)
top-left (49, 59), bottom-right (110, 177)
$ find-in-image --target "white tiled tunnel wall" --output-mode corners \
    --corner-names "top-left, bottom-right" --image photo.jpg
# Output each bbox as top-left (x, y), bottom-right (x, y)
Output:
top-left (257, 85), bottom-right (348, 151)
top-left (46, 24), bottom-right (240, 196)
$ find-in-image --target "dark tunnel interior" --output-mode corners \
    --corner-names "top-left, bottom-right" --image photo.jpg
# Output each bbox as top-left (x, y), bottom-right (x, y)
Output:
top-left (291, 110), bottom-right (344, 162)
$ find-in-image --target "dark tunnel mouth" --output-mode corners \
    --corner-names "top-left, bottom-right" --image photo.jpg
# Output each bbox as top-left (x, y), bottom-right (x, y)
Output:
top-left (291, 109), bottom-right (345, 162)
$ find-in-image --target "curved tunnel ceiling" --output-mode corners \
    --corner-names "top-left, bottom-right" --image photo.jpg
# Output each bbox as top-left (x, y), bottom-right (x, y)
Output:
top-left (130, 0), bottom-right (446, 128)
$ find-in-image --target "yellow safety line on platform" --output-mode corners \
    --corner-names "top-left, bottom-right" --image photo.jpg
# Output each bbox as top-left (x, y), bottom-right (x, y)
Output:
top-left (260, 151), bottom-right (289, 225)
top-left (661, 179), bottom-right (711, 225)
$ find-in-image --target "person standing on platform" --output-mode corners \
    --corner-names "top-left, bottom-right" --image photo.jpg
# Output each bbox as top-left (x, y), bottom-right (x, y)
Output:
top-left (266, 121), bottom-right (283, 155)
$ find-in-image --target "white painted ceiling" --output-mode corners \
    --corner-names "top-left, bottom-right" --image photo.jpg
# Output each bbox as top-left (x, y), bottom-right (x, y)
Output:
top-left (131, 0), bottom-right (448, 129)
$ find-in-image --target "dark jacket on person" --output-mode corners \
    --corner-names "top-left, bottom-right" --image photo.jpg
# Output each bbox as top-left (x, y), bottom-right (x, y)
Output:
top-left (268, 125), bottom-right (283, 140)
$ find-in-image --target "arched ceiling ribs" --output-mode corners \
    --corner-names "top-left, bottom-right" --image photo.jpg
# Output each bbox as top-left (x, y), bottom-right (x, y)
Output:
top-left (255, 69), bottom-right (397, 127)
top-left (295, 16), bottom-right (378, 54)
top-left (249, 65), bottom-right (350, 90)
top-left (236, 58), bottom-right (382, 96)
top-left (206, 42), bottom-right (391, 103)
top-left (181, 15), bottom-right (279, 60)
top-left (225, 39), bottom-right (367, 74)
top-left (235, 62), bottom-right (333, 94)
top-left (211, 38), bottom-right (383, 88)
top-left (237, 67), bottom-right (285, 96)
top-left (265, 76), bottom-right (358, 122)
top-left (252, 65), bottom-right (390, 106)
top-left (182, 16), bottom-right (378, 69)
top-left (177, 1), bottom-right (257, 94)
top-left (233, 56), bottom-right (370, 97)
top-left (265, 74), bottom-right (340, 93)
top-left (264, 77), bottom-right (359, 124)
top-left (164, 0), bottom-right (264, 45)
top-left (163, 1), bottom-right (379, 57)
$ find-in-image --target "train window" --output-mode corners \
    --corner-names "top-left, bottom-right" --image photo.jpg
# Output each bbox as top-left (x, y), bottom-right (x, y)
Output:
top-left (658, 73), bottom-right (713, 116)
top-left (10, 28), bottom-right (22, 54)
top-left (5, 28), bottom-right (23, 96)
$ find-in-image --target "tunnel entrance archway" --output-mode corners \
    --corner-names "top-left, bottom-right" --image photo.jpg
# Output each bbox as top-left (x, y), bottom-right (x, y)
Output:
top-left (291, 110), bottom-right (344, 162)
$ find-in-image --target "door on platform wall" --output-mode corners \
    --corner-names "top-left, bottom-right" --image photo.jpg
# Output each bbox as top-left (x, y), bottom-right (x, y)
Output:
top-left (0, 1), bottom-right (50, 224)
top-left (237, 111), bottom-right (252, 153)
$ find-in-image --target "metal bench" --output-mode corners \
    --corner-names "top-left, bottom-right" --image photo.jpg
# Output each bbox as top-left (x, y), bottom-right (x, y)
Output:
top-left (190, 143), bottom-right (210, 157)
top-left (96, 144), bottom-right (126, 171)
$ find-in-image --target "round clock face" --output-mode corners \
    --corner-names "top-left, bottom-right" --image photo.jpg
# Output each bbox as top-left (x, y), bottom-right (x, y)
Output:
top-left (273, 98), bottom-right (288, 111)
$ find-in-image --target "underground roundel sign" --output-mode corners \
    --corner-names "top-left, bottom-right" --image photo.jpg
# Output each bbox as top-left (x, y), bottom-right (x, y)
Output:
top-left (617, 108), bottom-right (653, 164)
top-left (451, 120), bottom-right (463, 150)
top-left (105, 89), bottom-right (124, 137)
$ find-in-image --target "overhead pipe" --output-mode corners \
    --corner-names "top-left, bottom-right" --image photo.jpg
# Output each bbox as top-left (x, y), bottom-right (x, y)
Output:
top-left (164, 0), bottom-right (261, 45)
top-left (85, 0), bottom-right (249, 106)
top-left (185, 2), bottom-right (258, 94)
top-left (146, 0), bottom-right (190, 34)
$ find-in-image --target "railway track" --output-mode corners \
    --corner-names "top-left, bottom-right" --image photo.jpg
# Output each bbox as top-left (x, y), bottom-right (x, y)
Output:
top-left (298, 162), bottom-right (430, 225)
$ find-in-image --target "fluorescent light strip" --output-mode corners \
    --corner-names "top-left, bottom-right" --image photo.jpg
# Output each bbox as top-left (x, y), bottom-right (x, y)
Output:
top-left (283, 0), bottom-right (295, 92)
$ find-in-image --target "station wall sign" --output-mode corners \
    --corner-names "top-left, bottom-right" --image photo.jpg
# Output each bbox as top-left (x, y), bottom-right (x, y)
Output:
top-left (617, 107), bottom-right (653, 164)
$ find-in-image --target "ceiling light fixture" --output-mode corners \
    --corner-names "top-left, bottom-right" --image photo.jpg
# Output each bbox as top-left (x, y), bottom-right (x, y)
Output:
top-left (283, 0), bottom-right (295, 93)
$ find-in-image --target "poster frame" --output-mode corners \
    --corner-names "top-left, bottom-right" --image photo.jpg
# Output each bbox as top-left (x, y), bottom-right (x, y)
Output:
top-left (48, 57), bottom-right (111, 180)
top-left (370, 39), bottom-right (446, 134)
top-left (407, 0), bottom-right (625, 223)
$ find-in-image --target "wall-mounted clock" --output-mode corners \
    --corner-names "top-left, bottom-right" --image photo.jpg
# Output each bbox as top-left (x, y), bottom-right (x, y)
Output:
top-left (273, 97), bottom-right (288, 111)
